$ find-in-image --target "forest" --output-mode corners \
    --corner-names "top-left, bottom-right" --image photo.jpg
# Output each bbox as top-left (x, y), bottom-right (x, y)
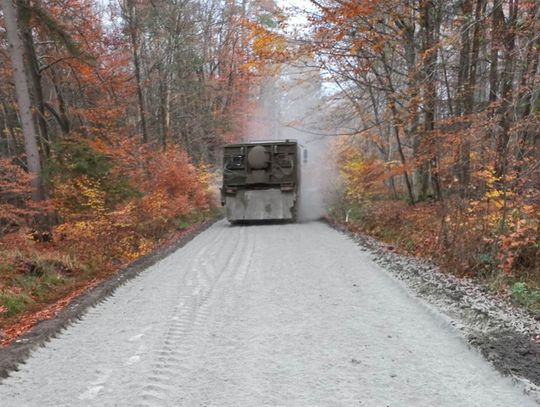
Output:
top-left (0, 0), bottom-right (538, 340)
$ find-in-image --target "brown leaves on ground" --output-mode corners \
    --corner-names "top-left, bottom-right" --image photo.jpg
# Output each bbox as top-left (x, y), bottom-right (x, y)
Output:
top-left (0, 278), bottom-right (100, 347)
top-left (0, 222), bottom-right (204, 347)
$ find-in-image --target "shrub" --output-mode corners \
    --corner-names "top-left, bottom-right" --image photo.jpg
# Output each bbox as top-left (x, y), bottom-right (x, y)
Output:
top-left (0, 291), bottom-right (34, 317)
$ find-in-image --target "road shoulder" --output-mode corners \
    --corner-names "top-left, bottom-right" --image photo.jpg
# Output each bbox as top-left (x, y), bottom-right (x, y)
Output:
top-left (0, 218), bottom-right (220, 379)
top-left (327, 219), bottom-right (540, 399)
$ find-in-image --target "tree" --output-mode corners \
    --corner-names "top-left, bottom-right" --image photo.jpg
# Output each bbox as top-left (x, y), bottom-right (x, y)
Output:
top-left (121, 0), bottom-right (148, 143)
top-left (1, 0), bottom-right (43, 201)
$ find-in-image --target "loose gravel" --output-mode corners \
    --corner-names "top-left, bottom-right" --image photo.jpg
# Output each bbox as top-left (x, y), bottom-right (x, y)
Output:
top-left (0, 219), bottom-right (217, 379)
top-left (333, 221), bottom-right (540, 399)
top-left (0, 220), bottom-right (537, 406)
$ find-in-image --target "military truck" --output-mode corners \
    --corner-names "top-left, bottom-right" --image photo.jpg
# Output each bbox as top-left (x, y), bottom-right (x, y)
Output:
top-left (221, 140), bottom-right (303, 222)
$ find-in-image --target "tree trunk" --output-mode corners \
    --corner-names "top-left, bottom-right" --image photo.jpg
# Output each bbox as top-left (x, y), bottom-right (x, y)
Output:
top-left (494, 0), bottom-right (519, 180)
top-left (388, 98), bottom-right (415, 205)
top-left (2, 0), bottom-right (44, 201)
top-left (514, 3), bottom-right (540, 173)
top-left (419, 0), bottom-right (441, 200)
top-left (49, 67), bottom-right (71, 135)
top-left (376, 50), bottom-right (415, 204)
top-left (455, 0), bottom-right (473, 198)
top-left (458, 0), bottom-right (486, 195)
top-left (489, 1), bottom-right (504, 103)
top-left (456, 0), bottom-right (472, 117)
top-left (159, 70), bottom-right (171, 150)
top-left (125, 0), bottom-right (148, 143)
top-left (17, 0), bottom-right (50, 157)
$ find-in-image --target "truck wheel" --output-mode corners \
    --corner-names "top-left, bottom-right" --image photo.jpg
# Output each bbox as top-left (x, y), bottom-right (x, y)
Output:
top-left (291, 207), bottom-right (298, 223)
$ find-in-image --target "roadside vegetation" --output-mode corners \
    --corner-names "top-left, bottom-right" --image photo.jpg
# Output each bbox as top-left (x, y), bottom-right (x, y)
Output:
top-left (0, 0), bottom-right (272, 337)
top-left (329, 140), bottom-right (539, 315)
top-left (0, 140), bottom-right (217, 332)
top-left (296, 1), bottom-right (538, 315)
top-left (1, 0), bottom-right (539, 338)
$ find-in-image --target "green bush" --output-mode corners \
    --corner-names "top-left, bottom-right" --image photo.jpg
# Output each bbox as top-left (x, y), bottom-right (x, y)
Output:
top-left (48, 139), bottom-right (139, 210)
top-left (0, 292), bottom-right (34, 317)
top-left (511, 282), bottom-right (540, 314)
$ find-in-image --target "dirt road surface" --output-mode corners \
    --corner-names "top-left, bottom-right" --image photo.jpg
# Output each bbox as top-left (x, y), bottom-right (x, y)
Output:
top-left (0, 221), bottom-right (536, 406)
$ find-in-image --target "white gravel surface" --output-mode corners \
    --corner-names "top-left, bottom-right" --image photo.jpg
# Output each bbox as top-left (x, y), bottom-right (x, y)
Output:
top-left (0, 221), bottom-right (536, 406)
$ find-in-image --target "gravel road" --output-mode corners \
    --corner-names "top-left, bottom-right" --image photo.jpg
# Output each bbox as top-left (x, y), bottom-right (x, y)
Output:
top-left (0, 221), bottom-right (536, 406)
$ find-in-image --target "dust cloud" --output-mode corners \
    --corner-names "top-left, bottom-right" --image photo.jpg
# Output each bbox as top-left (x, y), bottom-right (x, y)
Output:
top-left (247, 63), bottom-right (336, 221)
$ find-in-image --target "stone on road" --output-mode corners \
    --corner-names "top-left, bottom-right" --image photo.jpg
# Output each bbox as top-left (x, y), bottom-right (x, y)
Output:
top-left (0, 221), bottom-right (535, 406)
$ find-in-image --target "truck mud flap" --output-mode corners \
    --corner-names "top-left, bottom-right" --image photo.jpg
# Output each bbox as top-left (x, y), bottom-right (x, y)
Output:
top-left (226, 189), bottom-right (296, 221)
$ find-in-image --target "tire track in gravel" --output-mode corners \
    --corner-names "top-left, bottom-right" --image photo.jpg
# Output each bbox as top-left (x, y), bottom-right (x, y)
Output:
top-left (114, 224), bottom-right (231, 401)
top-left (172, 227), bottom-right (257, 406)
top-left (0, 221), bottom-right (536, 407)
top-left (91, 224), bottom-right (233, 404)
top-left (134, 225), bottom-right (253, 406)
top-left (132, 228), bottom-right (235, 405)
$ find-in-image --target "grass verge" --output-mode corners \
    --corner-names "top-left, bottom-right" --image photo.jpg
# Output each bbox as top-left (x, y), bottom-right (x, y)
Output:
top-left (0, 208), bottom-right (222, 341)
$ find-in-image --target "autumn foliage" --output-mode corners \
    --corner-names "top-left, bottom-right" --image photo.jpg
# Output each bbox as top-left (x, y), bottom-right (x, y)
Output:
top-left (1, 0), bottom-right (539, 334)
top-left (0, 0), bottom-right (237, 335)
top-left (0, 135), bottom-right (214, 332)
top-left (0, 159), bottom-right (38, 236)
top-left (332, 125), bottom-right (539, 315)
top-left (286, 0), bottom-right (539, 305)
